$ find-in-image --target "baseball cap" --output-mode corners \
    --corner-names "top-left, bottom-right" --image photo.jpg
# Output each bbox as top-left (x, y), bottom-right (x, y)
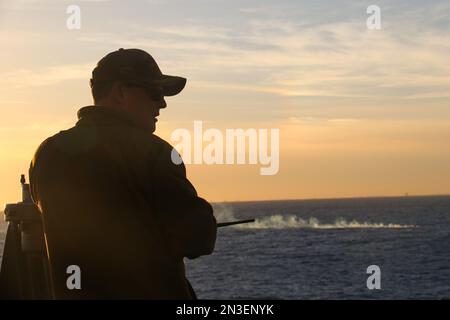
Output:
top-left (90, 48), bottom-right (187, 96)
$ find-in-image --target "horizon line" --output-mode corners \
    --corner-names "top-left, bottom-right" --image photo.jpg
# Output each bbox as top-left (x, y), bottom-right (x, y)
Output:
top-left (1, 193), bottom-right (450, 215)
top-left (211, 193), bottom-right (450, 204)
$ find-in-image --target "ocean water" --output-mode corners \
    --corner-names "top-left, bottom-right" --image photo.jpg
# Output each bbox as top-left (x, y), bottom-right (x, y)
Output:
top-left (1, 196), bottom-right (450, 299)
top-left (186, 196), bottom-right (450, 299)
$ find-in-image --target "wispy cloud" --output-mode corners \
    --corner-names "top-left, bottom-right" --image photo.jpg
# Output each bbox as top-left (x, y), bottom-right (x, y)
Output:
top-left (0, 62), bottom-right (93, 88)
top-left (75, 13), bottom-right (450, 99)
top-left (3, 1), bottom-right (449, 99)
top-left (0, 120), bottom-right (73, 132)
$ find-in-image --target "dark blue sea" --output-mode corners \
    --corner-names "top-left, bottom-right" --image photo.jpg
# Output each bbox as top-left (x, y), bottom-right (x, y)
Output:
top-left (186, 196), bottom-right (450, 299)
top-left (1, 196), bottom-right (450, 299)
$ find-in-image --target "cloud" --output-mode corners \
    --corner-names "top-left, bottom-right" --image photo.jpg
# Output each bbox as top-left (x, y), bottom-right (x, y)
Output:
top-left (0, 120), bottom-right (73, 133)
top-left (3, 0), bottom-right (448, 100)
top-left (0, 62), bottom-right (94, 88)
top-left (0, 100), bottom-right (29, 105)
top-left (72, 1), bottom-right (450, 99)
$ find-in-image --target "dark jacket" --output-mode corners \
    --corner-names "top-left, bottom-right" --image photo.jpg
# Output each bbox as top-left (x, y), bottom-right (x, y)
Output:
top-left (28, 105), bottom-right (217, 299)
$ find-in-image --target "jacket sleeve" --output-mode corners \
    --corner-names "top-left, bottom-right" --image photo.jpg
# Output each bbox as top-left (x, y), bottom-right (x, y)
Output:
top-left (151, 142), bottom-right (217, 259)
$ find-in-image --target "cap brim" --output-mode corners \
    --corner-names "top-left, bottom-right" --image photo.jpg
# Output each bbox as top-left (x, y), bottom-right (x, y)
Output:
top-left (150, 75), bottom-right (187, 96)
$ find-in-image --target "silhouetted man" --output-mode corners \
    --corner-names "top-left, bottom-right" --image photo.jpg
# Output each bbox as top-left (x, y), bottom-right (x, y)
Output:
top-left (28, 48), bottom-right (217, 299)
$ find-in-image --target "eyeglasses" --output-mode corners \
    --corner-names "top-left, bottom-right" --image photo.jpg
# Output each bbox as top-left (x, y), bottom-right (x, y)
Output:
top-left (124, 83), bottom-right (164, 102)
top-left (143, 86), bottom-right (164, 102)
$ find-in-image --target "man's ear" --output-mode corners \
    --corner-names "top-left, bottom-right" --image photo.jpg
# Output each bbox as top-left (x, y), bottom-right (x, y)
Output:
top-left (111, 82), bottom-right (126, 104)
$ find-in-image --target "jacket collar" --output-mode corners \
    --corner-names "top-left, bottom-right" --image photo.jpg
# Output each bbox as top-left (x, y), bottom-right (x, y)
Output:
top-left (76, 105), bottom-right (141, 129)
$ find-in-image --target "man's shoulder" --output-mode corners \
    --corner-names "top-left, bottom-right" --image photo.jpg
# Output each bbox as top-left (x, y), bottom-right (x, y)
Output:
top-left (149, 134), bottom-right (174, 151)
top-left (35, 126), bottom-right (172, 150)
top-left (149, 134), bottom-right (178, 161)
top-left (149, 134), bottom-right (186, 175)
top-left (32, 127), bottom-right (181, 171)
top-left (34, 129), bottom-right (70, 152)
top-left (30, 128), bottom-right (77, 165)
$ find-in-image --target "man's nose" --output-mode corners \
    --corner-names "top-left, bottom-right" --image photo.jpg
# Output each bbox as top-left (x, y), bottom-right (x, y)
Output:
top-left (159, 98), bottom-right (167, 109)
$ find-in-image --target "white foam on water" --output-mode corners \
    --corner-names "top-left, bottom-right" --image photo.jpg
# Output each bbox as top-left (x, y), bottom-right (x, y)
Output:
top-left (233, 215), bottom-right (416, 229)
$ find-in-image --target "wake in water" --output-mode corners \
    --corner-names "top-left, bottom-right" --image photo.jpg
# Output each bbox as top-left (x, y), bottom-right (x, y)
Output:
top-left (233, 215), bottom-right (416, 229)
top-left (212, 203), bottom-right (417, 229)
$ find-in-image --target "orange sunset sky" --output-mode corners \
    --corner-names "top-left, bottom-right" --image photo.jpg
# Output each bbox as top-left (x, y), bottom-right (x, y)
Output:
top-left (1, 0), bottom-right (450, 208)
